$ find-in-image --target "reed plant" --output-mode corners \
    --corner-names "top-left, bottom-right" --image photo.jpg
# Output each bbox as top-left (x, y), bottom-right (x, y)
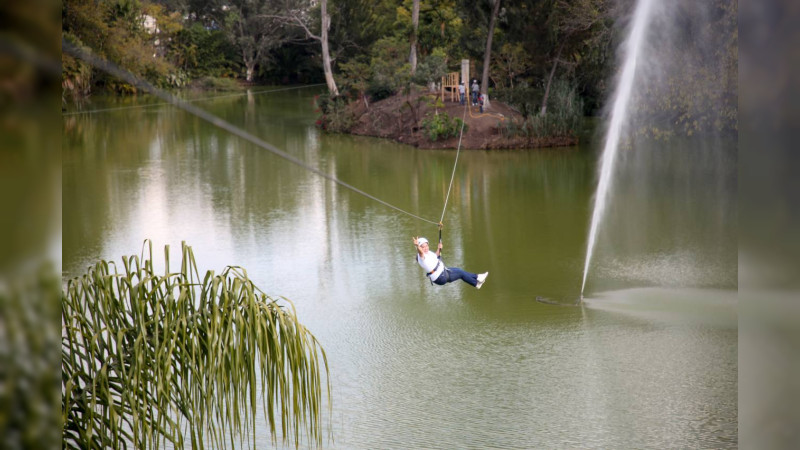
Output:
top-left (497, 79), bottom-right (584, 140)
top-left (61, 241), bottom-right (330, 449)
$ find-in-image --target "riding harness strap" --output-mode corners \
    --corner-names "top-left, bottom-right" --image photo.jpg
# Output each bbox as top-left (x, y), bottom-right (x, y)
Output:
top-left (427, 260), bottom-right (441, 276)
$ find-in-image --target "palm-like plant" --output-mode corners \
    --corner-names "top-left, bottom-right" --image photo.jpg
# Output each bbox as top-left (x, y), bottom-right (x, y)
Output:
top-left (62, 241), bottom-right (330, 449)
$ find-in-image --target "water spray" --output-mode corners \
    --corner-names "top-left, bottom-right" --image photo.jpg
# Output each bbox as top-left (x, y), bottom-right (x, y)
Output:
top-left (580, 0), bottom-right (656, 297)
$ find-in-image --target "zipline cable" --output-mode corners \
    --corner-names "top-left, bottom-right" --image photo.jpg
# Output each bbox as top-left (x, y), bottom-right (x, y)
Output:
top-left (438, 98), bottom-right (469, 227)
top-left (62, 84), bottom-right (326, 116)
top-left (63, 39), bottom-right (440, 226)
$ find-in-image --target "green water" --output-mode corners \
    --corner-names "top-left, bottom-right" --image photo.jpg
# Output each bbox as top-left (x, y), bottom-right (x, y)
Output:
top-left (62, 87), bottom-right (737, 448)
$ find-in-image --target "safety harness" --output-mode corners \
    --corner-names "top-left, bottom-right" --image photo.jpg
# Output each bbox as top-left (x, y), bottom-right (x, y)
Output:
top-left (426, 225), bottom-right (448, 285)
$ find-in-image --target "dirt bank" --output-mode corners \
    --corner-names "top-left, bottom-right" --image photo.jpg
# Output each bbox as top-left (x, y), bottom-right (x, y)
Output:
top-left (347, 89), bottom-right (578, 149)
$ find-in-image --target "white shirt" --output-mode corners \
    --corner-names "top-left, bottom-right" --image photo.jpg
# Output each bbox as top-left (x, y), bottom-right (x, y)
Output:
top-left (417, 251), bottom-right (444, 280)
top-left (459, 84), bottom-right (465, 94)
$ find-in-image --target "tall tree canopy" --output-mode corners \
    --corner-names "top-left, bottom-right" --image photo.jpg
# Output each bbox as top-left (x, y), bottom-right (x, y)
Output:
top-left (63, 0), bottom-right (738, 134)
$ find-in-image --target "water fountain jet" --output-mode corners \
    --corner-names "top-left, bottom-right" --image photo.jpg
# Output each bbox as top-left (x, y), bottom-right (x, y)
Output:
top-left (580, 0), bottom-right (657, 297)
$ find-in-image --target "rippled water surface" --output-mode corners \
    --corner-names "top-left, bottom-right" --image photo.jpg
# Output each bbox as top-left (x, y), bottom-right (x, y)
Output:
top-left (63, 88), bottom-right (737, 448)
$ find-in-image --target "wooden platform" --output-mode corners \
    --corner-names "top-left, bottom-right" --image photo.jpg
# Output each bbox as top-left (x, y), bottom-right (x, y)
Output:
top-left (440, 72), bottom-right (460, 102)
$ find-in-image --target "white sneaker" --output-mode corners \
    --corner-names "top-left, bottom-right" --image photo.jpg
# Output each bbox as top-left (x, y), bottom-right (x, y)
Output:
top-left (476, 272), bottom-right (489, 289)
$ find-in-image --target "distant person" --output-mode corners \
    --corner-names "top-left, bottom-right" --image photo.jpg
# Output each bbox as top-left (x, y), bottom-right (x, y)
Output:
top-left (413, 236), bottom-right (488, 288)
top-left (471, 79), bottom-right (479, 105)
top-left (459, 82), bottom-right (466, 105)
top-left (479, 93), bottom-right (484, 113)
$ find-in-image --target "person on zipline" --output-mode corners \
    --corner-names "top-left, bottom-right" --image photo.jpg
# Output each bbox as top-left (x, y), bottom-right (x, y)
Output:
top-left (413, 236), bottom-right (488, 288)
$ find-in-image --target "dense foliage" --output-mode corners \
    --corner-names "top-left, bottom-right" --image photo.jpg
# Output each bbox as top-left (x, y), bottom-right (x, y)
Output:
top-left (61, 242), bottom-right (329, 449)
top-left (0, 266), bottom-right (60, 450)
top-left (62, 0), bottom-right (737, 137)
top-left (316, 93), bottom-right (356, 132)
top-left (498, 79), bottom-right (583, 139)
top-left (422, 110), bottom-right (468, 141)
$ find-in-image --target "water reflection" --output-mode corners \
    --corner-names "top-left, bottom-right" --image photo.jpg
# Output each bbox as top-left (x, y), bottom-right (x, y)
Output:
top-left (588, 138), bottom-right (737, 292)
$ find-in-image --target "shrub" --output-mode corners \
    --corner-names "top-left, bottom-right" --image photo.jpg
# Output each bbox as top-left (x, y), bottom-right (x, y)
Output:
top-left (492, 83), bottom-right (541, 117)
top-left (338, 59), bottom-right (370, 101)
top-left (193, 76), bottom-right (242, 91)
top-left (366, 78), bottom-right (395, 101)
top-left (412, 48), bottom-right (448, 87)
top-left (367, 36), bottom-right (410, 100)
top-left (62, 33), bottom-right (93, 103)
top-left (421, 111), bottom-right (468, 141)
top-left (316, 94), bottom-right (355, 133)
top-left (497, 79), bottom-right (583, 139)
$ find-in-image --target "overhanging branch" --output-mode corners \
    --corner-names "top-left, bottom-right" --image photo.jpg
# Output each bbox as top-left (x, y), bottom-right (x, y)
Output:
top-left (261, 14), bottom-right (321, 42)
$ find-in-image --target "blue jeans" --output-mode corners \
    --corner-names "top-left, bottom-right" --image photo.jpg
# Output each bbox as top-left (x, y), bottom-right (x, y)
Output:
top-left (433, 267), bottom-right (478, 287)
top-left (460, 93), bottom-right (465, 105)
top-left (471, 92), bottom-right (478, 104)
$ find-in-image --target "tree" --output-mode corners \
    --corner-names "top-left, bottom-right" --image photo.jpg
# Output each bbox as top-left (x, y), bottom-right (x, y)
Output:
top-left (630, 0), bottom-right (737, 136)
top-left (222, 0), bottom-right (289, 82)
top-left (540, 39), bottom-right (565, 116)
top-left (368, 36), bottom-right (412, 98)
top-left (326, 0), bottom-right (396, 65)
top-left (480, 0), bottom-right (502, 108)
top-left (409, 0), bottom-right (420, 74)
top-left (62, 242), bottom-right (330, 448)
top-left (318, 0), bottom-right (339, 95)
top-left (339, 59), bottom-right (371, 106)
top-left (541, 0), bottom-right (612, 115)
top-left (492, 42), bottom-right (532, 89)
top-left (62, 0), bottom-right (178, 94)
top-left (398, 0), bottom-right (462, 64)
top-left (273, 0), bottom-right (339, 95)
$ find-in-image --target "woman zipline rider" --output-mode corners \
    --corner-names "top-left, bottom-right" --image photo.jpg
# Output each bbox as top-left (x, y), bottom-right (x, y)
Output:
top-left (413, 236), bottom-right (488, 289)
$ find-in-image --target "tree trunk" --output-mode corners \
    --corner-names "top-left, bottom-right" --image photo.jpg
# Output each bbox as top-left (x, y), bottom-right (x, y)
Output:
top-left (245, 61), bottom-right (255, 82)
top-left (243, 46), bottom-right (256, 82)
top-left (481, 0), bottom-right (502, 109)
top-left (409, 0), bottom-right (420, 75)
top-left (320, 0), bottom-right (339, 96)
top-left (541, 41), bottom-right (565, 116)
top-left (239, 18), bottom-right (256, 83)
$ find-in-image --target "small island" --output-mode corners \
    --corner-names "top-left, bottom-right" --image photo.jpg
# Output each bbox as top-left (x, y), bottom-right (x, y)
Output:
top-left (343, 89), bottom-right (579, 150)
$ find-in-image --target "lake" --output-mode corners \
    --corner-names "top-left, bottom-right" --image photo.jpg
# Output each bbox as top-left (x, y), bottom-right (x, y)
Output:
top-left (62, 86), bottom-right (737, 448)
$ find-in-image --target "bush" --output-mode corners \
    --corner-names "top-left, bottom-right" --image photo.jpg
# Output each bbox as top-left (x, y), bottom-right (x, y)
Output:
top-left (412, 48), bottom-right (447, 87)
top-left (367, 36), bottom-right (409, 100)
top-left (62, 33), bottom-right (93, 103)
top-left (366, 79), bottom-right (395, 102)
top-left (316, 94), bottom-right (355, 133)
top-left (193, 76), bottom-right (242, 91)
top-left (497, 79), bottom-right (583, 139)
top-left (421, 111), bottom-right (468, 141)
top-left (492, 83), bottom-right (541, 117)
top-left (164, 71), bottom-right (189, 88)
